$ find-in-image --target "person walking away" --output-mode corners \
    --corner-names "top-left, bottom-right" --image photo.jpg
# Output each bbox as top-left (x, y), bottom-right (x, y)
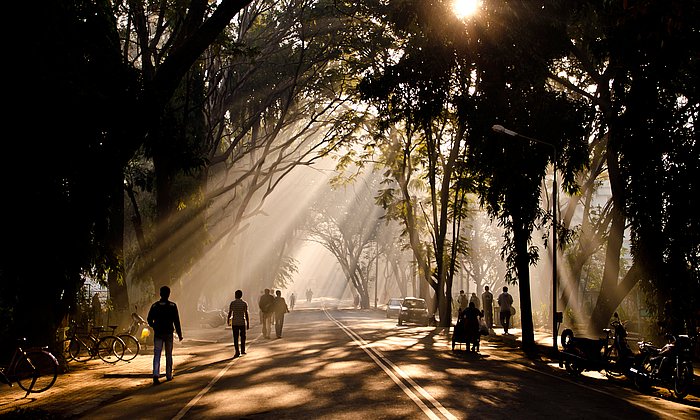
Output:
top-left (273, 290), bottom-right (289, 338)
top-left (289, 292), bottom-right (296, 310)
top-left (227, 289), bottom-right (250, 358)
top-left (457, 290), bottom-right (468, 315)
top-left (258, 289), bottom-right (275, 339)
top-left (482, 286), bottom-right (494, 329)
top-left (469, 292), bottom-right (481, 310)
top-left (257, 290), bottom-right (264, 324)
top-left (497, 286), bottom-right (514, 335)
top-left (147, 286), bottom-right (183, 384)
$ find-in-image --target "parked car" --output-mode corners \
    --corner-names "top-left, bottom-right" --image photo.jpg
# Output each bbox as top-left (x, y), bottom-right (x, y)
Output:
top-left (398, 297), bottom-right (430, 326)
top-left (386, 298), bottom-right (403, 318)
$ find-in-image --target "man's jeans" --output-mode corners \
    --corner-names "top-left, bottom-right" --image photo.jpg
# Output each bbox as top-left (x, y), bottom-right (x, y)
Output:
top-left (232, 325), bottom-right (246, 354)
top-left (153, 335), bottom-right (174, 379)
top-left (500, 311), bottom-right (511, 333)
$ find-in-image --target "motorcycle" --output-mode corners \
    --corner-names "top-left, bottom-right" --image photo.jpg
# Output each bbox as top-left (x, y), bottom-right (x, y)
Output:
top-left (559, 313), bottom-right (635, 379)
top-left (128, 310), bottom-right (153, 346)
top-left (629, 333), bottom-right (695, 399)
top-left (197, 308), bottom-right (227, 328)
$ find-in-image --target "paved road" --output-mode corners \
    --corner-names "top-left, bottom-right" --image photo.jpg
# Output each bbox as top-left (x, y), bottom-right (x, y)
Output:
top-left (1, 299), bottom-right (698, 419)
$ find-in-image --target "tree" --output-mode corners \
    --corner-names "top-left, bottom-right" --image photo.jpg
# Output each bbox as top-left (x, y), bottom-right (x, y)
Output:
top-left (551, 0), bottom-right (700, 332)
top-left (306, 177), bottom-right (384, 308)
top-left (354, 1), bottom-right (590, 352)
top-left (3, 0), bottom-right (254, 350)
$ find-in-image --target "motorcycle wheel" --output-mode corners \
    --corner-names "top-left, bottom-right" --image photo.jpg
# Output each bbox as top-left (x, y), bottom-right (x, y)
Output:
top-left (561, 329), bottom-right (574, 349)
top-left (673, 362), bottom-right (693, 400)
top-left (604, 346), bottom-right (624, 379)
top-left (634, 354), bottom-right (653, 392)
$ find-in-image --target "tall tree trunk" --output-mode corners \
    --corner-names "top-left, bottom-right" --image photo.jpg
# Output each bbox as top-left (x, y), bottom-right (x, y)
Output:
top-left (107, 178), bottom-right (129, 327)
top-left (513, 219), bottom-right (535, 351)
top-left (590, 127), bottom-right (629, 332)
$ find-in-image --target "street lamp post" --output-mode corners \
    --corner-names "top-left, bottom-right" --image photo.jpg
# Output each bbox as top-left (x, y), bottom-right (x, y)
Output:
top-left (492, 124), bottom-right (561, 353)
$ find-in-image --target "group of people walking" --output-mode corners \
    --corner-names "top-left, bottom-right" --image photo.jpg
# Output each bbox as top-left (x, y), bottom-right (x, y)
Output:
top-left (145, 283), bottom-right (517, 384)
top-left (256, 288), bottom-right (290, 340)
top-left (453, 285), bottom-right (515, 352)
top-left (225, 288), bottom-right (291, 358)
top-left (145, 286), bottom-right (293, 386)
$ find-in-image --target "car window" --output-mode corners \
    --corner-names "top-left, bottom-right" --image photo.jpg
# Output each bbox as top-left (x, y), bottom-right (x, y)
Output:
top-left (388, 299), bottom-right (402, 305)
top-left (404, 299), bottom-right (426, 308)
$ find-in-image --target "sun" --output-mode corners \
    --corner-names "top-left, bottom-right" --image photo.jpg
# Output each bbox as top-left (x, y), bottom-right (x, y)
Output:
top-left (453, 0), bottom-right (481, 19)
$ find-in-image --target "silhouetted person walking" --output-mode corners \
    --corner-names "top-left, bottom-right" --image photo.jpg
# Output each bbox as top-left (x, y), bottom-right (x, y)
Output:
top-left (497, 286), bottom-right (514, 335)
top-left (147, 286), bottom-right (183, 384)
top-left (289, 292), bottom-right (296, 310)
top-left (457, 290), bottom-right (468, 315)
top-left (469, 292), bottom-right (481, 310)
top-left (482, 286), bottom-right (494, 329)
top-left (273, 290), bottom-right (289, 338)
top-left (258, 289), bottom-right (275, 339)
top-left (227, 289), bottom-right (250, 358)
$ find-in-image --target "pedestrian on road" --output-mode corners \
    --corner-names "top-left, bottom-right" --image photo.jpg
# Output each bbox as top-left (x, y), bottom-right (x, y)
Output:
top-left (497, 286), bottom-right (514, 335)
top-left (227, 289), bottom-right (250, 358)
top-left (258, 288), bottom-right (275, 339)
top-left (469, 292), bottom-right (481, 310)
top-left (482, 286), bottom-right (494, 329)
top-left (289, 292), bottom-right (296, 310)
top-left (457, 290), bottom-right (468, 315)
top-left (273, 290), bottom-right (289, 338)
top-left (147, 286), bottom-right (183, 385)
top-left (257, 290), bottom-right (264, 324)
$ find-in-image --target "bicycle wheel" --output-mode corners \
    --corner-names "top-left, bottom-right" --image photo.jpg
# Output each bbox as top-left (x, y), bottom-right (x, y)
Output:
top-left (118, 334), bottom-right (140, 361)
top-left (68, 339), bottom-right (92, 362)
top-left (15, 350), bottom-right (58, 393)
top-left (97, 336), bottom-right (125, 363)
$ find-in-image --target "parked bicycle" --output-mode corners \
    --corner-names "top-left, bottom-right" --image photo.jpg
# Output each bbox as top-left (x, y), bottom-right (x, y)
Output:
top-left (65, 322), bottom-right (125, 363)
top-left (0, 338), bottom-right (58, 397)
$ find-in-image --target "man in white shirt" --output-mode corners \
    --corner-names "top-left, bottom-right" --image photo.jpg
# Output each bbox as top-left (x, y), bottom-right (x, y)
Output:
top-left (497, 286), bottom-right (514, 335)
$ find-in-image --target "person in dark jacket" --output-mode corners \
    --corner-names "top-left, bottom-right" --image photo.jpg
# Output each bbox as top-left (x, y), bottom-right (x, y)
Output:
top-left (462, 301), bottom-right (484, 352)
top-left (147, 286), bottom-right (183, 384)
top-left (258, 289), bottom-right (275, 339)
top-left (273, 290), bottom-right (289, 338)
